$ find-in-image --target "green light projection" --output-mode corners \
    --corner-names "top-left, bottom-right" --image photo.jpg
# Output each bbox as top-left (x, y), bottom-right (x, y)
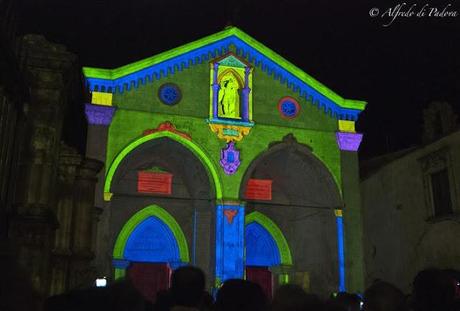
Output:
top-left (105, 110), bottom-right (342, 200)
top-left (114, 268), bottom-right (125, 279)
top-left (84, 25), bottom-right (366, 290)
top-left (245, 211), bottom-right (292, 265)
top-left (83, 27), bottom-right (366, 111)
top-left (104, 129), bottom-right (223, 200)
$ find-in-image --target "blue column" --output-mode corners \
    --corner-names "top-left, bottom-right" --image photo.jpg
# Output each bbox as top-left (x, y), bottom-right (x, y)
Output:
top-left (215, 203), bottom-right (245, 285)
top-left (241, 66), bottom-right (251, 122)
top-left (335, 209), bottom-right (346, 292)
top-left (212, 63), bottom-right (220, 119)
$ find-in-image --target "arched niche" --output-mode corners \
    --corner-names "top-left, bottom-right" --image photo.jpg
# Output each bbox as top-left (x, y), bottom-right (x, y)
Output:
top-left (124, 216), bottom-right (180, 262)
top-left (240, 135), bottom-right (341, 207)
top-left (104, 133), bottom-right (218, 284)
top-left (110, 136), bottom-right (217, 201)
top-left (246, 222), bottom-right (280, 267)
top-left (240, 134), bottom-right (343, 295)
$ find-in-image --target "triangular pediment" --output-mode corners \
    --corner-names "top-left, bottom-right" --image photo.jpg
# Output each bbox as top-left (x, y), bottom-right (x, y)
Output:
top-left (83, 27), bottom-right (366, 120)
top-left (217, 54), bottom-right (248, 68)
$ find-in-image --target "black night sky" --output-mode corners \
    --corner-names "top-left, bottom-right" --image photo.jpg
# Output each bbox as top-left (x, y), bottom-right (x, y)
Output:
top-left (15, 0), bottom-right (460, 159)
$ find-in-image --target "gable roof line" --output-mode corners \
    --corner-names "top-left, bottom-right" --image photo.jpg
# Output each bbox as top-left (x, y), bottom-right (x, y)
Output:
top-left (82, 27), bottom-right (366, 120)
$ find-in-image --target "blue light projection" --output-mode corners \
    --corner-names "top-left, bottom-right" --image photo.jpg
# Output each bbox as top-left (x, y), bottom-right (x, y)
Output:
top-left (124, 216), bottom-right (180, 263)
top-left (85, 36), bottom-right (362, 120)
top-left (336, 215), bottom-right (346, 292)
top-left (278, 97), bottom-right (300, 119)
top-left (215, 204), bottom-right (245, 285)
top-left (245, 222), bottom-right (281, 267)
top-left (158, 83), bottom-right (182, 105)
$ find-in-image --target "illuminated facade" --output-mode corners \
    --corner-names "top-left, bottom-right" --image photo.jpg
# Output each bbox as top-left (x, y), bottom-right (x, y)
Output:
top-left (83, 27), bottom-right (366, 299)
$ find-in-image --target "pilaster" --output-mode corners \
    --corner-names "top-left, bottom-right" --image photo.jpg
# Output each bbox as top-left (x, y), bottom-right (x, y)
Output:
top-left (215, 201), bottom-right (245, 286)
top-left (11, 34), bottom-right (76, 296)
top-left (49, 144), bottom-right (81, 295)
top-left (336, 120), bottom-right (365, 292)
top-left (68, 158), bottom-right (103, 289)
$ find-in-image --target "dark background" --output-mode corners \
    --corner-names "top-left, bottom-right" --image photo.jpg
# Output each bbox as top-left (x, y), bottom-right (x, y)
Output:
top-left (14, 0), bottom-right (460, 159)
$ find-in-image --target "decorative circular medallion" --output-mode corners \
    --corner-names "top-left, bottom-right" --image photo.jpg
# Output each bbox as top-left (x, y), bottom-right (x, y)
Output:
top-left (158, 83), bottom-right (182, 105)
top-left (278, 97), bottom-right (300, 119)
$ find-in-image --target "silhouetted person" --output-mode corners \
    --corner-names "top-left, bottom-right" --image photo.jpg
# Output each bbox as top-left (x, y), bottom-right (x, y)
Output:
top-left (109, 278), bottom-right (147, 311)
top-left (303, 294), bottom-right (325, 311)
top-left (363, 281), bottom-right (407, 311)
top-left (326, 292), bottom-right (361, 311)
top-left (215, 279), bottom-right (268, 311)
top-left (443, 269), bottom-right (460, 302)
top-left (154, 289), bottom-right (174, 311)
top-left (45, 278), bottom-right (146, 311)
top-left (155, 265), bottom-right (211, 311)
top-left (272, 284), bottom-right (324, 311)
top-left (412, 269), bottom-right (457, 311)
top-left (0, 241), bottom-right (42, 311)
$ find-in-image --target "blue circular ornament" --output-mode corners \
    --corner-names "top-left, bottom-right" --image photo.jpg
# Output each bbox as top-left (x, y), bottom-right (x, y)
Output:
top-left (158, 83), bottom-right (181, 105)
top-left (278, 97), bottom-right (300, 119)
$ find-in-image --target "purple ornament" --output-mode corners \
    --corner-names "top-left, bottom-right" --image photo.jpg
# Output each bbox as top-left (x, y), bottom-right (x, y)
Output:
top-left (336, 132), bottom-right (363, 151)
top-left (85, 103), bottom-right (116, 125)
top-left (220, 142), bottom-right (241, 175)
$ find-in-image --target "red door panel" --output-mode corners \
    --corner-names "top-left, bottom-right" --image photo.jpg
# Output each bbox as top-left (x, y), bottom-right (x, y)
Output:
top-left (246, 266), bottom-right (273, 299)
top-left (127, 262), bottom-right (171, 303)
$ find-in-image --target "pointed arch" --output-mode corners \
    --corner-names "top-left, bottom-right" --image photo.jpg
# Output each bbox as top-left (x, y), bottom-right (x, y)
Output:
top-left (218, 68), bottom-right (244, 87)
top-left (245, 211), bottom-right (292, 265)
top-left (104, 130), bottom-right (223, 200)
top-left (113, 205), bottom-right (189, 263)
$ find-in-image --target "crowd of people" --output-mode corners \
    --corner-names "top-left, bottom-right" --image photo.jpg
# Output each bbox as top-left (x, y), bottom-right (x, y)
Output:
top-left (1, 246), bottom-right (459, 311)
top-left (40, 266), bottom-right (460, 311)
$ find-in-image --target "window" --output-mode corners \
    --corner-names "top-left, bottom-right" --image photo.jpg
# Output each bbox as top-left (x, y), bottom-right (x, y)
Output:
top-left (430, 169), bottom-right (453, 217)
top-left (419, 148), bottom-right (457, 220)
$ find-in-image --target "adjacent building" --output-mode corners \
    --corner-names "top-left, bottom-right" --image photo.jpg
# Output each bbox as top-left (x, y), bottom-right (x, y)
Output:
top-left (1, 0), bottom-right (103, 300)
top-left (361, 102), bottom-right (460, 292)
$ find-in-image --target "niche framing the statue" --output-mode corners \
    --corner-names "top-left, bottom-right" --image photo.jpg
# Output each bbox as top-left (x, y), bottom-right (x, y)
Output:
top-left (208, 52), bottom-right (254, 143)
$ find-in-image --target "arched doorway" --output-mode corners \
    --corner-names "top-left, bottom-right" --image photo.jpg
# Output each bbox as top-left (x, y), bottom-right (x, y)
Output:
top-left (113, 205), bottom-right (189, 302)
top-left (245, 211), bottom-right (292, 298)
top-left (240, 135), bottom-right (343, 296)
top-left (103, 130), bottom-right (220, 299)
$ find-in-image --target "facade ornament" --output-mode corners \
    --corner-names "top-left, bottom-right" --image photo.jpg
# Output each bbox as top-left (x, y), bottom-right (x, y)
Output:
top-left (220, 141), bottom-right (241, 175)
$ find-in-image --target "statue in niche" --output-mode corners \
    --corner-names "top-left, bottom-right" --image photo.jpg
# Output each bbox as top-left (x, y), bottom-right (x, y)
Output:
top-left (218, 71), bottom-right (241, 119)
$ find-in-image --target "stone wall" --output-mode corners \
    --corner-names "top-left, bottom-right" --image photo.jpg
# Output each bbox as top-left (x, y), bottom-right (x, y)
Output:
top-left (4, 34), bottom-right (103, 297)
top-left (361, 130), bottom-right (460, 292)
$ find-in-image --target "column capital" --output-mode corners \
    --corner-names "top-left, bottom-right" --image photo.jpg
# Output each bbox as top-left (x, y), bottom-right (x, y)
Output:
top-left (112, 258), bottom-right (130, 269)
top-left (217, 200), bottom-right (245, 206)
top-left (334, 209), bottom-right (343, 217)
top-left (85, 103), bottom-right (116, 125)
top-left (336, 132), bottom-right (363, 152)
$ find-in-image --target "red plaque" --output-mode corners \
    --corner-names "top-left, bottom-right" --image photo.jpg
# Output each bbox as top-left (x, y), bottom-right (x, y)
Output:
top-left (245, 179), bottom-right (272, 200)
top-left (138, 171), bottom-right (173, 195)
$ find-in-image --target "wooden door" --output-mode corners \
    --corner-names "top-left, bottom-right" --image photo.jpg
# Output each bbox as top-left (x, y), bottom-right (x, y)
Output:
top-left (246, 266), bottom-right (273, 299)
top-left (127, 262), bottom-right (171, 303)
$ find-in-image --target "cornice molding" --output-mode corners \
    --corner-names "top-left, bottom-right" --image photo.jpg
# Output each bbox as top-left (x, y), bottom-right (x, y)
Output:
top-left (83, 27), bottom-right (366, 120)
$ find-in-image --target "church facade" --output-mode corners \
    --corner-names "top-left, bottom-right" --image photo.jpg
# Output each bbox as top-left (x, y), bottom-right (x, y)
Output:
top-left (82, 27), bottom-right (366, 299)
